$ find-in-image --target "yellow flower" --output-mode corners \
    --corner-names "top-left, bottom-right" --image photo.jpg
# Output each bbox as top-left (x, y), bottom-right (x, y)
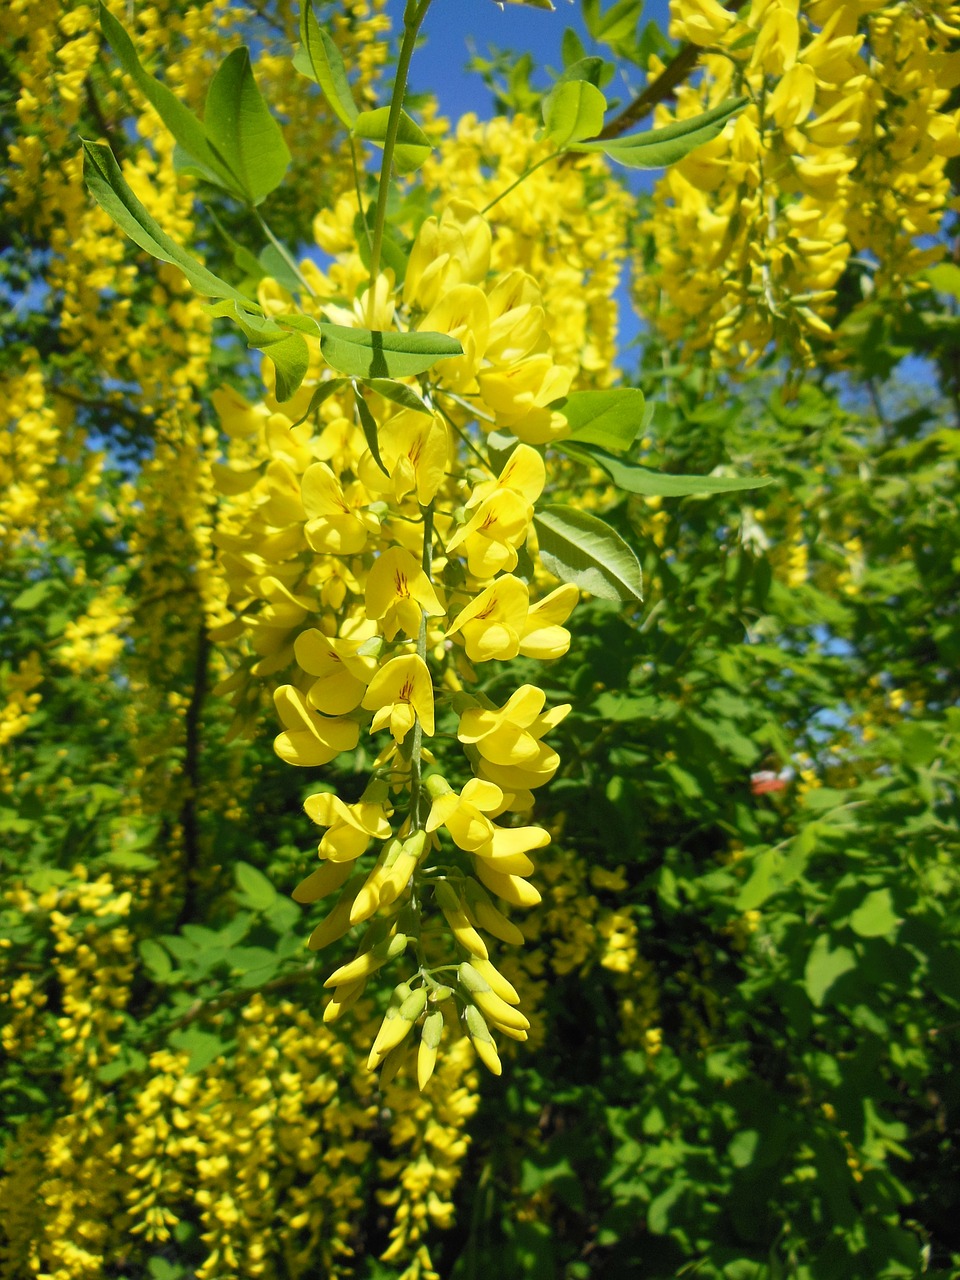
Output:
top-left (458, 684), bottom-right (569, 768)
top-left (448, 578), bottom-right (578, 663)
top-left (365, 547), bottom-right (445, 641)
top-left (404, 200), bottom-right (492, 313)
top-left (362, 655), bottom-right (435, 741)
top-left (358, 408), bottom-right (451, 507)
top-left (304, 784), bottom-right (394, 862)
top-left (446, 444), bottom-right (544, 578)
top-left (472, 823), bottom-right (550, 875)
top-left (519, 584), bottom-right (579, 660)
top-left (446, 575), bottom-right (529, 662)
top-left (294, 629), bottom-right (377, 715)
top-left (669, 0), bottom-right (737, 46)
top-left (426, 777), bottom-right (503, 850)
top-left (301, 461), bottom-right (376, 554)
top-left (272, 685), bottom-right (360, 767)
top-left (476, 355), bottom-right (573, 445)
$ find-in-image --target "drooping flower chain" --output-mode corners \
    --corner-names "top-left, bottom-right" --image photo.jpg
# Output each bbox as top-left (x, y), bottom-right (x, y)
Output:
top-left (213, 200), bottom-right (578, 1086)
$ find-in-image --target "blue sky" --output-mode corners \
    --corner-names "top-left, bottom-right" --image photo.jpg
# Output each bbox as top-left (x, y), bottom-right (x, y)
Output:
top-left (389, 0), bottom-right (674, 123)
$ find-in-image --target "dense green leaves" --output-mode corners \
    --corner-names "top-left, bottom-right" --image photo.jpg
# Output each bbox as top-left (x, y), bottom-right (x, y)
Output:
top-left (534, 504), bottom-right (643, 602)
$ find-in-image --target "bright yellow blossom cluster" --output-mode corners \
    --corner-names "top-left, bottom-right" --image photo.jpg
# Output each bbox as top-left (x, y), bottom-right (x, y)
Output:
top-left (0, 867), bottom-right (482, 1279)
top-left (641, 0), bottom-right (960, 367)
top-left (212, 188), bottom-right (593, 1087)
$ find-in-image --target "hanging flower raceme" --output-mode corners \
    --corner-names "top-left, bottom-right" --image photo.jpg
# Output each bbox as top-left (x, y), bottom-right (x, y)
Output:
top-left (209, 196), bottom-right (585, 1090)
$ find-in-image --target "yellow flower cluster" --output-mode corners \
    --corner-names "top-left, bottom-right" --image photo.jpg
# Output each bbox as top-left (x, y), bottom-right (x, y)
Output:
top-left (56, 583), bottom-right (131, 675)
top-left (377, 1036), bottom-right (480, 1277)
top-left (0, 868), bottom-right (135, 1280)
top-left (0, 865), bottom-right (483, 1279)
top-left (0, 653), bottom-right (44, 759)
top-left (211, 183), bottom-right (607, 1092)
top-left (420, 114), bottom-right (631, 383)
top-left (640, 0), bottom-right (960, 367)
top-left (0, 355), bottom-right (65, 551)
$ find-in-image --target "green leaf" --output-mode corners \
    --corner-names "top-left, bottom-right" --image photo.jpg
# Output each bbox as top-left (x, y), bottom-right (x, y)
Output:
top-left (81, 141), bottom-right (252, 302)
top-left (353, 107), bottom-right (432, 174)
top-left (316, 322), bottom-right (462, 379)
top-left (365, 378), bottom-right (431, 415)
top-left (234, 861), bottom-right (278, 910)
top-left (543, 80), bottom-right (606, 148)
top-left (593, 0), bottom-right (643, 43)
top-left (261, 334), bottom-right (311, 402)
top-left (296, 1), bottom-right (359, 129)
top-left (259, 244), bottom-right (304, 295)
top-left (534, 505), bottom-right (643, 602)
top-left (924, 263), bottom-right (960, 300)
top-left (728, 1130), bottom-right (759, 1169)
top-left (354, 384), bottom-right (391, 476)
top-left (290, 378), bottom-right (349, 426)
top-left (12, 580), bottom-right (53, 611)
top-left (168, 1028), bottom-right (226, 1074)
top-left (203, 47), bottom-right (290, 204)
top-left (565, 443), bottom-right (774, 496)
top-left (804, 935), bottom-right (857, 1007)
top-left (98, 3), bottom-right (232, 189)
top-left (97, 1045), bottom-right (148, 1082)
top-left (139, 939), bottom-right (173, 982)
top-left (849, 888), bottom-right (899, 939)
top-left (554, 388), bottom-right (647, 453)
top-left (205, 302), bottom-right (310, 400)
top-left (556, 56), bottom-right (610, 91)
top-left (561, 28), bottom-right (588, 66)
top-left (102, 849), bottom-right (158, 871)
top-left (573, 97), bottom-right (747, 169)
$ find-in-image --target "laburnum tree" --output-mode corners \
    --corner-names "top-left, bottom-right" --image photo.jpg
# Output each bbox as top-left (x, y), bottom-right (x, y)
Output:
top-left (2, 1), bottom-right (959, 1278)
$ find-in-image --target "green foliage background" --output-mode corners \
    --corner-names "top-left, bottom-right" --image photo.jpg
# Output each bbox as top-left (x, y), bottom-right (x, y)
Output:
top-left (2, 0), bottom-right (960, 1277)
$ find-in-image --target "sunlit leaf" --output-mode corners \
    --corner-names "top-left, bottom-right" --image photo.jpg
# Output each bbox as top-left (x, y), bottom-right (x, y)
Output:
top-left (203, 47), bottom-right (290, 204)
top-left (573, 97), bottom-right (748, 169)
top-left (534, 505), bottom-right (642, 602)
top-left (295, 1), bottom-right (359, 129)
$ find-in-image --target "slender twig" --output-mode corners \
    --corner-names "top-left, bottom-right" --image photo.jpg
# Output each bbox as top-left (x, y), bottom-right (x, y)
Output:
top-left (254, 209), bottom-right (316, 297)
top-left (595, 0), bottom-right (749, 142)
top-left (481, 150), bottom-right (560, 215)
top-left (367, 0), bottom-right (433, 296)
top-left (435, 399), bottom-right (496, 474)
top-left (350, 136), bottom-right (373, 255)
top-left (409, 502), bottom-right (434, 831)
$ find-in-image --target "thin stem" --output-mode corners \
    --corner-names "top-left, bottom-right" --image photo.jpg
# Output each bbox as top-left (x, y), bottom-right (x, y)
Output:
top-left (481, 150), bottom-right (560, 216)
top-left (436, 399), bottom-right (497, 474)
top-left (350, 137), bottom-right (373, 255)
top-left (408, 502), bottom-right (435, 830)
top-left (254, 208), bottom-right (316, 298)
top-left (439, 389), bottom-right (496, 424)
top-left (367, 0), bottom-right (432, 301)
top-left (595, 0), bottom-right (749, 142)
